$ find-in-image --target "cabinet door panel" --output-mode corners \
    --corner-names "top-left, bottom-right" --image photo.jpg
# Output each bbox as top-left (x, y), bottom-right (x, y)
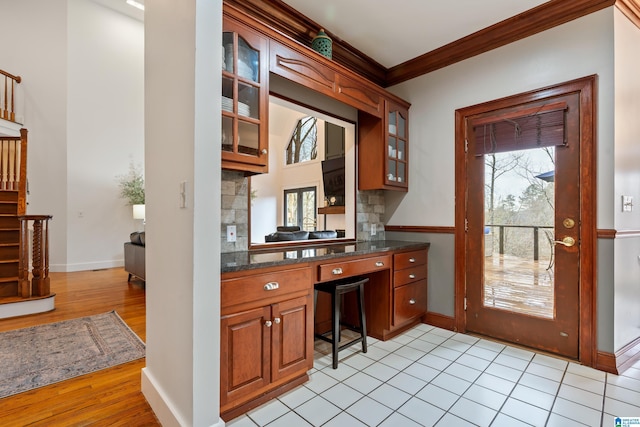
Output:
top-left (270, 41), bottom-right (336, 96)
top-left (221, 306), bottom-right (271, 406)
top-left (393, 279), bottom-right (427, 327)
top-left (271, 295), bottom-right (313, 381)
top-left (335, 74), bottom-right (382, 117)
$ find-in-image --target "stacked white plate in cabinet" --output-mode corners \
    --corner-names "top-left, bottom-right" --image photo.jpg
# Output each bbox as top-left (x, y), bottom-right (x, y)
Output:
top-left (238, 101), bottom-right (250, 117)
top-left (222, 96), bottom-right (233, 112)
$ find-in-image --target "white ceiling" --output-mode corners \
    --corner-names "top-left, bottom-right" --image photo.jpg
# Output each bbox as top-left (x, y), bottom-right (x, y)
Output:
top-left (98, 0), bottom-right (552, 69)
top-left (282, 0), bottom-right (550, 68)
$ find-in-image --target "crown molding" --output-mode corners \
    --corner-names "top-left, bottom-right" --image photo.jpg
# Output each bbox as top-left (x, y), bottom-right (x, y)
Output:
top-left (227, 0), bottom-right (626, 88)
top-left (386, 0), bottom-right (615, 86)
top-left (616, 0), bottom-right (640, 28)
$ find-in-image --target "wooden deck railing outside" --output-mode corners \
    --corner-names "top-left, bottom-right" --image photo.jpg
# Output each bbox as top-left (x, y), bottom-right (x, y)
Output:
top-left (486, 224), bottom-right (554, 261)
top-left (0, 69), bottom-right (21, 123)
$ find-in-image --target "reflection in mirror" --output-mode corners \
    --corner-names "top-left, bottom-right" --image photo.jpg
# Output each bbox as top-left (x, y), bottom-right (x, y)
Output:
top-left (250, 96), bottom-right (355, 245)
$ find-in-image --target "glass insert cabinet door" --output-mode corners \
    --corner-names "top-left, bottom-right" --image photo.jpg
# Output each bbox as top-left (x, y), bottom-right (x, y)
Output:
top-left (386, 103), bottom-right (408, 188)
top-left (222, 18), bottom-right (269, 172)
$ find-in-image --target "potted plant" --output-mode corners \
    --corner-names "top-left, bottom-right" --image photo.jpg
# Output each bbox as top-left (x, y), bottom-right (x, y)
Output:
top-left (117, 163), bottom-right (145, 222)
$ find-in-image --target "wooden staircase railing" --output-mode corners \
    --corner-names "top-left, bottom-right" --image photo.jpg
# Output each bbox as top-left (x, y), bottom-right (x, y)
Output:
top-left (18, 215), bottom-right (52, 297)
top-left (1, 69), bottom-right (21, 123)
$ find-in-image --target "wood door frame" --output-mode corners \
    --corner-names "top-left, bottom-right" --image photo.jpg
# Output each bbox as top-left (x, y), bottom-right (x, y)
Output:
top-left (454, 75), bottom-right (597, 366)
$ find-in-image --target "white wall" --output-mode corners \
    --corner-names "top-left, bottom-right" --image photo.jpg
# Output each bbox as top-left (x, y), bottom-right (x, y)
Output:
top-left (0, 0), bottom-right (145, 272)
top-left (142, 0), bottom-right (222, 426)
top-left (613, 8), bottom-right (640, 351)
top-left (67, 0), bottom-right (144, 271)
top-left (0, 0), bottom-right (69, 269)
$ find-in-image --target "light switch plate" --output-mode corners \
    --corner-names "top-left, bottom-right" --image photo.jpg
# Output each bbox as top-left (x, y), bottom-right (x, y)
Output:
top-left (622, 195), bottom-right (633, 212)
top-left (227, 225), bottom-right (237, 242)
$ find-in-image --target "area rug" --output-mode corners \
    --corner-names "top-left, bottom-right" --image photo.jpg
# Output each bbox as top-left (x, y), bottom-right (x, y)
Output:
top-left (0, 311), bottom-right (145, 398)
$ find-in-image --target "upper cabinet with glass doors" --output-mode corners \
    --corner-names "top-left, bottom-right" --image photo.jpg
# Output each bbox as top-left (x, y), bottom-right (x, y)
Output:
top-left (358, 100), bottom-right (410, 192)
top-left (222, 16), bottom-right (269, 175)
top-left (386, 102), bottom-right (408, 189)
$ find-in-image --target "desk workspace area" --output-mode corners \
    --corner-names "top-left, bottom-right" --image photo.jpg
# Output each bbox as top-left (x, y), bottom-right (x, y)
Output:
top-left (220, 240), bottom-right (429, 420)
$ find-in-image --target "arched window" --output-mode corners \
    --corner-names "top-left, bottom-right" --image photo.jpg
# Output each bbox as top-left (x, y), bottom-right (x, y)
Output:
top-left (286, 116), bottom-right (317, 165)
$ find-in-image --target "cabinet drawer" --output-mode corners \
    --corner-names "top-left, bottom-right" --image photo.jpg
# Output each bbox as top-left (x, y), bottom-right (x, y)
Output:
top-left (394, 279), bottom-right (427, 326)
top-left (393, 264), bottom-right (427, 288)
top-left (318, 254), bottom-right (390, 282)
top-left (394, 249), bottom-right (427, 271)
top-left (222, 267), bottom-right (312, 309)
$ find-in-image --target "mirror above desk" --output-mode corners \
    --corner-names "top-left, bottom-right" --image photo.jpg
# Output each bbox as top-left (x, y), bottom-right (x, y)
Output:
top-left (249, 95), bottom-right (356, 247)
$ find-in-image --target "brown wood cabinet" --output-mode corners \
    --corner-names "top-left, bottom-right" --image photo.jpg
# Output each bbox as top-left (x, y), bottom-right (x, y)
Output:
top-left (392, 249), bottom-right (428, 328)
top-left (220, 266), bottom-right (313, 419)
top-left (222, 4), bottom-right (411, 184)
top-left (358, 99), bottom-right (410, 192)
top-left (222, 11), bottom-right (269, 175)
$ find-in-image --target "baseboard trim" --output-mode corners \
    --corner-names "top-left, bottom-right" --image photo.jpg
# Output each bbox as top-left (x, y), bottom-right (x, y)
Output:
top-left (595, 336), bottom-right (640, 375)
top-left (141, 368), bottom-right (228, 427)
top-left (50, 260), bottom-right (124, 273)
top-left (615, 335), bottom-right (640, 374)
top-left (423, 311), bottom-right (456, 331)
top-left (595, 351), bottom-right (618, 374)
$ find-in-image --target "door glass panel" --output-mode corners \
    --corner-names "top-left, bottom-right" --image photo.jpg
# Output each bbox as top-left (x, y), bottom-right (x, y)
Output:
top-left (285, 192), bottom-right (298, 227)
top-left (388, 110), bottom-right (396, 134)
top-left (238, 82), bottom-right (258, 119)
top-left (397, 140), bottom-right (405, 161)
top-left (222, 116), bottom-right (233, 152)
top-left (222, 77), bottom-right (233, 109)
top-left (237, 36), bottom-right (259, 82)
top-left (222, 32), bottom-right (234, 74)
top-left (484, 147), bottom-right (555, 318)
top-left (398, 112), bottom-right (406, 138)
top-left (388, 136), bottom-right (397, 158)
top-left (301, 189), bottom-right (316, 231)
top-left (238, 121), bottom-right (259, 156)
top-left (397, 162), bottom-right (406, 184)
top-left (387, 160), bottom-right (397, 182)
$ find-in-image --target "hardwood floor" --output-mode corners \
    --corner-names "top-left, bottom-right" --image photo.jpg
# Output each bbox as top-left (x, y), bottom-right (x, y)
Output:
top-left (0, 268), bottom-right (160, 427)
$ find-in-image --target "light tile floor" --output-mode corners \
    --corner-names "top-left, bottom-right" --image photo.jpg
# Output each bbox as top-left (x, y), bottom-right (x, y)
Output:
top-left (227, 324), bottom-right (640, 426)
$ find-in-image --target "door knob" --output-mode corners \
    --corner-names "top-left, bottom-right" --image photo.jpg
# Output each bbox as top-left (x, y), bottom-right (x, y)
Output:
top-left (554, 236), bottom-right (576, 247)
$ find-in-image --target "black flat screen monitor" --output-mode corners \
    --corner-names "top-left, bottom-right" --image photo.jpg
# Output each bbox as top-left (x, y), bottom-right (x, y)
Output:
top-left (321, 157), bottom-right (345, 205)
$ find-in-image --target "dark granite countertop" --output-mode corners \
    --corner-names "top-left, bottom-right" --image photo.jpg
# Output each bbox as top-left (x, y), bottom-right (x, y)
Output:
top-left (221, 240), bottom-right (429, 274)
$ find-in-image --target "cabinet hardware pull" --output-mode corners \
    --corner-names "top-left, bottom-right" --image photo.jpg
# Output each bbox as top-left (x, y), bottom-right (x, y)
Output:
top-left (409, 299), bottom-right (416, 305)
top-left (409, 274), bottom-right (416, 279)
top-left (274, 317), bottom-right (281, 324)
top-left (409, 258), bottom-right (416, 263)
top-left (264, 282), bottom-right (280, 291)
top-left (265, 320), bottom-right (273, 327)
top-left (261, 148), bottom-right (268, 155)
top-left (332, 267), bottom-right (343, 275)
top-left (375, 261), bottom-right (384, 267)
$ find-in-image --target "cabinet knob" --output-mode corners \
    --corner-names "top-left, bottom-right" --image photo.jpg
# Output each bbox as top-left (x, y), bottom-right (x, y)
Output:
top-left (265, 320), bottom-right (273, 327)
top-left (409, 274), bottom-right (416, 279)
top-left (332, 267), bottom-right (343, 275)
top-left (264, 282), bottom-right (280, 291)
top-left (409, 258), bottom-right (416, 263)
top-left (261, 148), bottom-right (268, 155)
top-left (375, 261), bottom-right (384, 267)
top-left (274, 317), bottom-right (281, 324)
top-left (409, 299), bottom-right (416, 305)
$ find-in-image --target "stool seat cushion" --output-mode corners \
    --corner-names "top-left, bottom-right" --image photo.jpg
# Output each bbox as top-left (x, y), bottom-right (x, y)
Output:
top-left (315, 276), bottom-right (369, 293)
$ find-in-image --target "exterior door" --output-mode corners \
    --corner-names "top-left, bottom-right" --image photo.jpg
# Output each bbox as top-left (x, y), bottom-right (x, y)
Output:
top-left (465, 92), bottom-right (581, 358)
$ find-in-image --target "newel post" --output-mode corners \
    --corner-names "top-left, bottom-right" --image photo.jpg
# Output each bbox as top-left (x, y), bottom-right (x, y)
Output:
top-left (17, 215), bottom-right (53, 297)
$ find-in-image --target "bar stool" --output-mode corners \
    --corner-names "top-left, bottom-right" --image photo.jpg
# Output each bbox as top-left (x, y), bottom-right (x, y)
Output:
top-left (314, 276), bottom-right (369, 369)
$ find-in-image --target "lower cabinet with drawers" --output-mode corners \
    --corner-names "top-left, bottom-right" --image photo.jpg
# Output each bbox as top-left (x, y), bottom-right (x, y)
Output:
top-left (220, 242), bottom-right (429, 419)
top-left (220, 265), bottom-right (314, 420)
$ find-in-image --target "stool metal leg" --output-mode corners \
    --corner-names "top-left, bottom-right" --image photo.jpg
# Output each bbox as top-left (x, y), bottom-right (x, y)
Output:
top-left (332, 290), bottom-right (340, 369)
top-left (357, 284), bottom-right (367, 353)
